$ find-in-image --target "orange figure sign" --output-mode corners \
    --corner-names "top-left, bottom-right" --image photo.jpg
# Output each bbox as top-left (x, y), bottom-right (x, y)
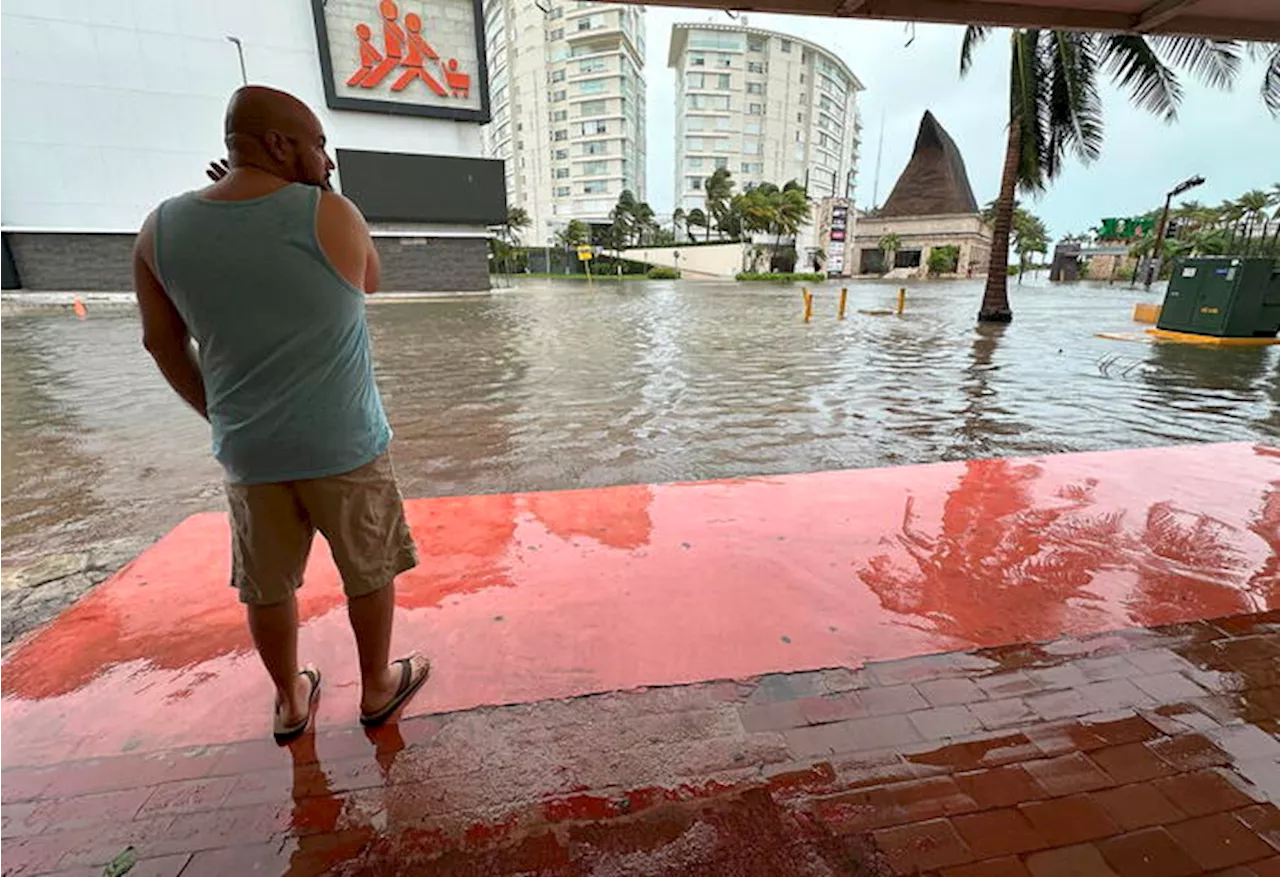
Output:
top-left (445, 59), bottom-right (470, 98)
top-left (347, 23), bottom-right (384, 87)
top-left (391, 12), bottom-right (447, 96)
top-left (359, 0), bottom-right (406, 89)
top-left (73, 296), bottom-right (87, 319)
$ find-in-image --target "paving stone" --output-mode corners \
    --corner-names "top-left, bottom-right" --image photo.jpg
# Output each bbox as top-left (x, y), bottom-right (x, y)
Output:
top-left (951, 807), bottom-right (1047, 859)
top-left (1026, 843), bottom-right (1120, 877)
top-left (1166, 811), bottom-right (1275, 870)
top-left (859, 684), bottom-right (930, 716)
top-left (1233, 803), bottom-right (1280, 851)
top-left (1090, 741), bottom-right (1178, 784)
top-left (970, 698), bottom-right (1038, 731)
top-left (1092, 783), bottom-right (1188, 831)
top-left (918, 678), bottom-right (987, 707)
top-left (954, 765), bottom-right (1048, 809)
top-left (1018, 793), bottom-right (1120, 846)
top-left (910, 706), bottom-right (984, 741)
top-left (873, 817), bottom-right (974, 874)
top-left (1097, 826), bottom-right (1203, 877)
top-left (1022, 753), bottom-right (1113, 797)
top-left (941, 856), bottom-right (1031, 877)
top-left (1149, 733), bottom-right (1234, 772)
top-left (1155, 769), bottom-right (1264, 817)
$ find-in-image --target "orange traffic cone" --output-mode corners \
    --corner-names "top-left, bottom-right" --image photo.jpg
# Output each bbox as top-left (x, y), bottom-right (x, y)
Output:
top-left (73, 297), bottom-right (87, 319)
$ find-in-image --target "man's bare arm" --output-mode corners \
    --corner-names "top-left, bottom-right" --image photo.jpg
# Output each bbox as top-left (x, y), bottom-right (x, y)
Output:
top-left (133, 213), bottom-right (208, 419)
top-left (317, 190), bottom-right (379, 294)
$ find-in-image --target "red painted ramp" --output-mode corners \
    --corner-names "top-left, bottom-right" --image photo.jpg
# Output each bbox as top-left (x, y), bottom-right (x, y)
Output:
top-left (3, 443), bottom-right (1277, 766)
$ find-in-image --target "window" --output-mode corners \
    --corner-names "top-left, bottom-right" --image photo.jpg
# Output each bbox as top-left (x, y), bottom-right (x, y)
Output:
top-left (746, 82), bottom-right (763, 95)
top-left (552, 109), bottom-right (567, 121)
top-left (688, 176), bottom-right (703, 190)
top-left (714, 116), bottom-right (732, 130)
top-left (797, 112), bottom-right (804, 122)
top-left (581, 120), bottom-right (607, 135)
top-left (579, 99), bottom-right (607, 116)
top-left (687, 136), bottom-right (704, 151)
top-left (581, 160), bottom-right (609, 175)
top-left (744, 120), bottom-right (761, 135)
top-left (780, 39), bottom-right (792, 53)
top-left (740, 162), bottom-right (763, 173)
top-left (554, 148), bottom-right (569, 159)
top-left (555, 185), bottom-right (571, 197)
top-left (747, 61), bottom-right (764, 73)
top-left (549, 28), bottom-right (563, 40)
top-left (687, 72), bottom-right (705, 88)
top-left (579, 58), bottom-right (606, 74)
top-left (748, 37), bottom-right (766, 52)
top-left (802, 50), bottom-right (810, 63)
top-left (689, 94), bottom-right (730, 111)
top-left (800, 73), bottom-right (806, 83)
top-left (690, 53), bottom-right (705, 66)
top-left (689, 31), bottom-right (745, 51)
top-left (551, 89), bottom-right (566, 102)
top-left (583, 181), bottom-right (608, 194)
top-left (713, 157), bottom-right (728, 169)
top-left (686, 115), bottom-right (707, 130)
top-left (688, 157), bottom-right (704, 169)
top-left (717, 73), bottom-right (731, 89)
top-left (555, 168), bottom-right (570, 178)
top-left (579, 79), bottom-right (606, 94)
top-left (548, 5), bottom-right (562, 17)
top-left (716, 54), bottom-right (732, 68)
top-left (554, 129), bottom-right (568, 140)
top-left (584, 141), bottom-right (607, 155)
top-left (747, 102), bottom-right (763, 115)
top-left (550, 69), bottom-right (565, 83)
top-left (713, 137), bottom-right (731, 152)
top-left (744, 139), bottom-right (761, 155)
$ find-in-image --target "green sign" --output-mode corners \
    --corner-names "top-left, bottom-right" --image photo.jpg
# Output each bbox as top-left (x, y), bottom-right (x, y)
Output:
top-left (1098, 217), bottom-right (1155, 241)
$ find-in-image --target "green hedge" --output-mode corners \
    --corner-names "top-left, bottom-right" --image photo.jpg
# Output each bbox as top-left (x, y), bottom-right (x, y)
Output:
top-left (735, 272), bottom-right (825, 282)
top-left (646, 266), bottom-right (681, 279)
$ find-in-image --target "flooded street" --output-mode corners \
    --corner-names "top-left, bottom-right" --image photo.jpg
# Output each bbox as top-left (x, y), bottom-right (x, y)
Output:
top-left (3, 276), bottom-right (1278, 569)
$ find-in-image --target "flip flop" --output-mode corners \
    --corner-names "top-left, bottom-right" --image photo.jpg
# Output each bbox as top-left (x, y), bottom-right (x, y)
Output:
top-left (273, 666), bottom-right (321, 744)
top-left (360, 655), bottom-right (431, 727)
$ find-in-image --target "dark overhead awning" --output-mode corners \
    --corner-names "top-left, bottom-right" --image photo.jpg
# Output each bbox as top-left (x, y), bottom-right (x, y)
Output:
top-left (637, 0), bottom-right (1280, 42)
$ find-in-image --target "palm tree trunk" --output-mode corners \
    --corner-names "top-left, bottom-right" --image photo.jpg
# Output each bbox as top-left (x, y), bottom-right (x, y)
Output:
top-left (979, 116), bottom-right (1019, 323)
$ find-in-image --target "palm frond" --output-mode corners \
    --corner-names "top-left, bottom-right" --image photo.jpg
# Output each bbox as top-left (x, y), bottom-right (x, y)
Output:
top-left (961, 25), bottom-right (991, 76)
top-left (1012, 30), bottom-right (1048, 192)
top-left (1101, 34), bottom-right (1183, 122)
top-left (1043, 31), bottom-right (1103, 178)
top-left (1263, 43), bottom-right (1280, 116)
top-left (1152, 36), bottom-right (1241, 90)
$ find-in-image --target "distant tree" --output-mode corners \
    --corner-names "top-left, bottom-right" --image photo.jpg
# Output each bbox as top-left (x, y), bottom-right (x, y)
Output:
top-left (704, 168), bottom-right (735, 238)
top-left (672, 207), bottom-right (687, 242)
top-left (878, 232), bottom-right (901, 270)
top-left (555, 219), bottom-right (590, 248)
top-left (687, 208), bottom-right (709, 243)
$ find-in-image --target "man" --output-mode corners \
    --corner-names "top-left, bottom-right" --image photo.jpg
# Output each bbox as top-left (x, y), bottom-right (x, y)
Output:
top-left (133, 86), bottom-right (430, 742)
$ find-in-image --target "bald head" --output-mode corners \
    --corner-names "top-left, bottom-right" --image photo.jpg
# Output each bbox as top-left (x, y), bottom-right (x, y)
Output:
top-left (223, 86), bottom-right (333, 188)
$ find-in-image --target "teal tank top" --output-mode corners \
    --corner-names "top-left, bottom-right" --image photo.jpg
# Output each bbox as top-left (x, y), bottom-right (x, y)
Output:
top-left (153, 184), bottom-right (391, 485)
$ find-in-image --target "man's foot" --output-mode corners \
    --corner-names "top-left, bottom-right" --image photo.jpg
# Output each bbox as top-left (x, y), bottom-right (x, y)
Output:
top-left (274, 666), bottom-right (321, 743)
top-left (359, 654), bottom-right (431, 727)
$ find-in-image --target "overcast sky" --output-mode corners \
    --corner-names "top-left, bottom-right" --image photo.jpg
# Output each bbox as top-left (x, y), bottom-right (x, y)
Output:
top-left (643, 9), bottom-right (1279, 240)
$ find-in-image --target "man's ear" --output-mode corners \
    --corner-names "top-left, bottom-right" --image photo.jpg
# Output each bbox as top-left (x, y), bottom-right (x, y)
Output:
top-left (262, 130), bottom-right (291, 163)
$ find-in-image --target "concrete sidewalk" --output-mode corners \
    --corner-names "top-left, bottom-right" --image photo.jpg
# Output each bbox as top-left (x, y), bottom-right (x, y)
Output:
top-left (3, 611), bottom-right (1278, 876)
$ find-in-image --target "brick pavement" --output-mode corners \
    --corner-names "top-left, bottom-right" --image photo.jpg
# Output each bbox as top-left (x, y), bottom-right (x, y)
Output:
top-left (3, 611), bottom-right (1278, 876)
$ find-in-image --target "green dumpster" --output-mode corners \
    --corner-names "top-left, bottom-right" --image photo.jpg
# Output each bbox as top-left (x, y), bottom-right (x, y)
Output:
top-left (1157, 257), bottom-right (1280, 338)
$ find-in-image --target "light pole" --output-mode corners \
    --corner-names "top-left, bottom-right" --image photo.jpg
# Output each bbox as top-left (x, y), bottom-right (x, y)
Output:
top-left (1144, 174), bottom-right (1204, 290)
top-left (226, 36), bottom-right (247, 85)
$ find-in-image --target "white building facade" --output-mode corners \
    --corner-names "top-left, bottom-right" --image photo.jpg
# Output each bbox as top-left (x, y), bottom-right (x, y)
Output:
top-left (2, 0), bottom-right (505, 291)
top-left (482, 0), bottom-right (645, 245)
top-left (667, 23), bottom-right (862, 214)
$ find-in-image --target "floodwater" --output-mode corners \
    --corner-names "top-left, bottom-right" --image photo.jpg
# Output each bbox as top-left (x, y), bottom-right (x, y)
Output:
top-left (2, 276), bottom-right (1277, 563)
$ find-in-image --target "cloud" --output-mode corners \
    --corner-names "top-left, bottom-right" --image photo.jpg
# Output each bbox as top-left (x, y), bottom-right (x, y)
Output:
top-left (644, 10), bottom-right (1279, 239)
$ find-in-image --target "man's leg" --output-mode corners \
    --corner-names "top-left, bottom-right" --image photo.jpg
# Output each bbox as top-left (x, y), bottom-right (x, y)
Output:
top-left (228, 480), bottom-right (316, 730)
top-left (247, 596), bottom-right (312, 725)
top-left (298, 454), bottom-right (426, 717)
top-left (346, 583), bottom-right (402, 714)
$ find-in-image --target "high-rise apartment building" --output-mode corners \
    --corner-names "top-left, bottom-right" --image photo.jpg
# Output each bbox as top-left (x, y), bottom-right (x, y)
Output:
top-left (668, 24), bottom-right (862, 213)
top-left (482, 0), bottom-right (646, 244)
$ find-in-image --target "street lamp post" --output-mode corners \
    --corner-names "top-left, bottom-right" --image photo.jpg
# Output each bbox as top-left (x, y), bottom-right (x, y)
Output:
top-left (1144, 174), bottom-right (1204, 290)
top-left (226, 36), bottom-right (248, 85)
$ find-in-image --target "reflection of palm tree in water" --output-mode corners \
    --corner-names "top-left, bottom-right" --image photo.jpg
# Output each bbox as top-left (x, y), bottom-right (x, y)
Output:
top-left (858, 458), bottom-right (1129, 644)
top-left (953, 323), bottom-right (1028, 459)
top-left (1125, 500), bottom-right (1254, 624)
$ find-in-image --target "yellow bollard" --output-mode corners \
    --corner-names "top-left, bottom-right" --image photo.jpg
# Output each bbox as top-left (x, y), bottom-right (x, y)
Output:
top-left (838, 287), bottom-right (848, 320)
top-left (896, 287), bottom-right (906, 315)
top-left (802, 288), bottom-right (813, 323)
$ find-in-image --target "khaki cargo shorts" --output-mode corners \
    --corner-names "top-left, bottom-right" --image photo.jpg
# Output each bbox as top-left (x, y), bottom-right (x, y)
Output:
top-left (225, 453), bottom-right (418, 605)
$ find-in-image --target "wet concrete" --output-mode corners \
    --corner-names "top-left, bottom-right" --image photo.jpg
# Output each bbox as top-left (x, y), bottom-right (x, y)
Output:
top-left (3, 443), bottom-right (1277, 768)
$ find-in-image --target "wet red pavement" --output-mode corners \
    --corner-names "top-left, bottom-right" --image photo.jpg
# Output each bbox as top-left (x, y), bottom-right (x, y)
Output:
top-left (3, 443), bottom-right (1279, 874)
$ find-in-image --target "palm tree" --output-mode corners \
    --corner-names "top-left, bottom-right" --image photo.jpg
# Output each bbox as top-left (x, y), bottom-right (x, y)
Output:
top-left (704, 168), bottom-right (735, 239)
top-left (1237, 189), bottom-right (1270, 255)
top-left (960, 28), bottom-right (1241, 322)
top-left (687, 208), bottom-right (709, 243)
top-left (672, 207), bottom-right (687, 243)
top-left (1250, 43), bottom-right (1280, 117)
top-left (1267, 183), bottom-right (1280, 256)
top-left (505, 207), bottom-right (530, 247)
top-left (555, 219), bottom-right (589, 249)
top-left (878, 232), bottom-right (901, 273)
